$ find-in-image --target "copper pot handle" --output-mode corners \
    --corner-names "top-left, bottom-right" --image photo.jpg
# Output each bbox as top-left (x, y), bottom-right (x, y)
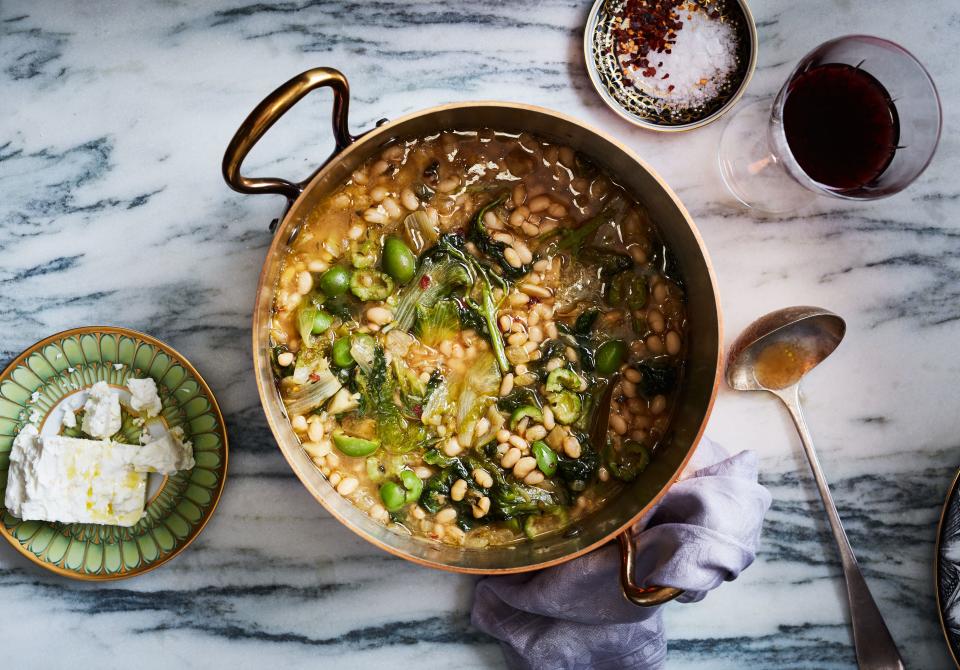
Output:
top-left (618, 527), bottom-right (684, 607)
top-left (222, 67), bottom-right (355, 202)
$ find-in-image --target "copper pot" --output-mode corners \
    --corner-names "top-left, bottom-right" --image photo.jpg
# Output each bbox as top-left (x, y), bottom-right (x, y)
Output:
top-left (223, 68), bottom-right (722, 605)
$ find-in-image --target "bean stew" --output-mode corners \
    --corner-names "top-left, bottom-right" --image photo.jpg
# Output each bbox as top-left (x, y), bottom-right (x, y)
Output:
top-left (269, 129), bottom-right (686, 547)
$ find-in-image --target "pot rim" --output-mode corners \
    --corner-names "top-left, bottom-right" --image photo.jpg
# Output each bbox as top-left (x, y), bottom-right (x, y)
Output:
top-left (250, 100), bottom-right (723, 574)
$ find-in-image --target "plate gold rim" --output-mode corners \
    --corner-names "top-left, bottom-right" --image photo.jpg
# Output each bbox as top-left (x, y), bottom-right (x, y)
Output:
top-left (0, 325), bottom-right (229, 581)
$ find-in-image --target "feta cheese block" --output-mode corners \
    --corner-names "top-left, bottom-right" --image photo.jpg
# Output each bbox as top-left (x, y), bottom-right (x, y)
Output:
top-left (4, 425), bottom-right (40, 518)
top-left (81, 381), bottom-right (122, 439)
top-left (4, 430), bottom-right (146, 526)
top-left (127, 377), bottom-right (162, 417)
top-left (129, 419), bottom-right (195, 475)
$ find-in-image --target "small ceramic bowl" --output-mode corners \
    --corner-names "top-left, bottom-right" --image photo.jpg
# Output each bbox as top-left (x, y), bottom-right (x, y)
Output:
top-left (583, 0), bottom-right (758, 132)
top-left (0, 326), bottom-right (228, 580)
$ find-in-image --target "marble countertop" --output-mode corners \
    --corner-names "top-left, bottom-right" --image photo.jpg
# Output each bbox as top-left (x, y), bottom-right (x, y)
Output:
top-left (2, 0), bottom-right (958, 667)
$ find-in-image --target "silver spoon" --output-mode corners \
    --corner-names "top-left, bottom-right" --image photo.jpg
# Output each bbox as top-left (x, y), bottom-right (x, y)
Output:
top-left (727, 306), bottom-right (903, 669)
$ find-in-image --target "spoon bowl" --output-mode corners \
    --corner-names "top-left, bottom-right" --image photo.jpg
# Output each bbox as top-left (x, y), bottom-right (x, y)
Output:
top-left (726, 306), bottom-right (846, 392)
top-left (725, 306), bottom-right (903, 669)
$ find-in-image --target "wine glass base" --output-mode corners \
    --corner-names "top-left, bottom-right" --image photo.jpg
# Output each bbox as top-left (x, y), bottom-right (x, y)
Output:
top-left (717, 99), bottom-right (815, 215)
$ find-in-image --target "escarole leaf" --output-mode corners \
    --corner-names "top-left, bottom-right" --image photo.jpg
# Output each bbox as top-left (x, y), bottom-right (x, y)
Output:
top-left (402, 210), bottom-right (439, 254)
top-left (291, 347), bottom-right (328, 384)
top-left (420, 378), bottom-right (448, 423)
top-left (553, 211), bottom-right (610, 253)
top-left (466, 453), bottom-right (560, 520)
top-left (391, 250), bottom-right (472, 332)
top-left (350, 334), bottom-right (377, 375)
top-left (452, 351), bottom-right (501, 446)
top-left (282, 352), bottom-right (342, 416)
top-left (468, 194), bottom-right (530, 280)
top-left (543, 195), bottom-right (629, 254)
top-left (479, 280), bottom-right (508, 372)
top-left (297, 305), bottom-right (319, 348)
top-left (392, 232), bottom-right (512, 371)
top-left (391, 356), bottom-right (426, 407)
top-left (414, 299), bottom-right (460, 347)
top-left (355, 345), bottom-right (432, 454)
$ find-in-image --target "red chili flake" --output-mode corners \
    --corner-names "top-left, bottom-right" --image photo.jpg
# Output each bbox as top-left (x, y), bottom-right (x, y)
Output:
top-left (612, 0), bottom-right (685, 79)
top-left (661, 73), bottom-right (670, 79)
top-left (413, 404), bottom-right (423, 417)
top-left (667, 84), bottom-right (675, 92)
top-left (420, 274), bottom-right (432, 289)
top-left (309, 373), bottom-right (321, 382)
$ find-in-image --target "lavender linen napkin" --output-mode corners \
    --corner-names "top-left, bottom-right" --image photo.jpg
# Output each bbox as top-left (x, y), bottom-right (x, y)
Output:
top-left (471, 437), bottom-right (772, 670)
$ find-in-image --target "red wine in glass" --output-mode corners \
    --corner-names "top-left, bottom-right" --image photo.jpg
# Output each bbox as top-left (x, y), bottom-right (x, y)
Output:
top-left (718, 36), bottom-right (940, 214)
top-left (782, 63), bottom-right (900, 190)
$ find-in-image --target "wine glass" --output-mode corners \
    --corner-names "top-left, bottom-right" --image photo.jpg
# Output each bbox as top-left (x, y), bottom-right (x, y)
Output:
top-left (718, 35), bottom-right (941, 215)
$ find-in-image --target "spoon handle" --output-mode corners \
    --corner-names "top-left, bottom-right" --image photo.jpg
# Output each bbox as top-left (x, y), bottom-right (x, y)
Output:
top-left (777, 386), bottom-right (904, 670)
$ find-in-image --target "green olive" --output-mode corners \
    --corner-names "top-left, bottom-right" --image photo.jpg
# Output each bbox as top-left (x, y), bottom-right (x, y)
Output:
top-left (595, 339), bottom-right (628, 375)
top-left (399, 470), bottom-right (423, 503)
top-left (381, 236), bottom-right (417, 284)
top-left (331, 337), bottom-right (355, 368)
top-left (379, 481), bottom-right (407, 512)
top-left (532, 440), bottom-right (558, 477)
top-left (332, 431), bottom-right (380, 457)
top-left (545, 368), bottom-right (583, 393)
top-left (311, 309), bottom-right (335, 334)
top-left (319, 266), bottom-right (351, 297)
top-left (510, 405), bottom-right (543, 430)
top-left (350, 269), bottom-right (395, 301)
top-left (548, 391), bottom-right (582, 425)
top-left (365, 457), bottom-right (385, 482)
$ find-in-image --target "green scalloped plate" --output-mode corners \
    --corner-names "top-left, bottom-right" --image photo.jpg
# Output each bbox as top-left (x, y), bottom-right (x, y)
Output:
top-left (0, 326), bottom-right (228, 580)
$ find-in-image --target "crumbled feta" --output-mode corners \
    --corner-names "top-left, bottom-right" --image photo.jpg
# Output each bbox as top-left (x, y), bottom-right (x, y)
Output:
top-left (113, 363), bottom-right (123, 370)
top-left (81, 381), bottom-right (122, 439)
top-left (130, 419), bottom-right (195, 474)
top-left (127, 377), bottom-right (162, 417)
top-left (28, 410), bottom-right (41, 425)
top-left (61, 408), bottom-right (77, 428)
top-left (4, 431), bottom-right (146, 526)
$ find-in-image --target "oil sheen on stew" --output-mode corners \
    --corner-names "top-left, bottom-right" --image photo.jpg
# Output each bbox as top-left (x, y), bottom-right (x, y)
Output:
top-left (270, 129), bottom-right (687, 548)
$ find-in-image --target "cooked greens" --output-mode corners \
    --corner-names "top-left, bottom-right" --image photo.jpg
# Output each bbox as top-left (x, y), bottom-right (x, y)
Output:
top-left (271, 128), bottom-right (688, 547)
top-left (355, 345), bottom-right (432, 454)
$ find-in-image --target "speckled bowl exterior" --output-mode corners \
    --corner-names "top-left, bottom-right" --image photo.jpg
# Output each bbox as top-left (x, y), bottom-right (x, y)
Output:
top-left (0, 326), bottom-right (228, 580)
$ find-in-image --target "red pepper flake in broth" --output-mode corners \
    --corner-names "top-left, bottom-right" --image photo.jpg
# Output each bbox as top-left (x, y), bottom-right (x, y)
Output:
top-left (420, 274), bottom-right (432, 289)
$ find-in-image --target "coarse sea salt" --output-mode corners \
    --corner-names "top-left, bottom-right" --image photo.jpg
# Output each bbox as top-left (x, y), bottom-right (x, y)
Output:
top-left (619, 3), bottom-right (737, 109)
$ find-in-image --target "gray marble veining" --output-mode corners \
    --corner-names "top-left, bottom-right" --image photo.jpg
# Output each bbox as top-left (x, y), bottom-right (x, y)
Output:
top-left (2, 0), bottom-right (959, 667)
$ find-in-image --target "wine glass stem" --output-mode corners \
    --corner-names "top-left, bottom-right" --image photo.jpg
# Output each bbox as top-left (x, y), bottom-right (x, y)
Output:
top-left (776, 385), bottom-right (904, 669)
